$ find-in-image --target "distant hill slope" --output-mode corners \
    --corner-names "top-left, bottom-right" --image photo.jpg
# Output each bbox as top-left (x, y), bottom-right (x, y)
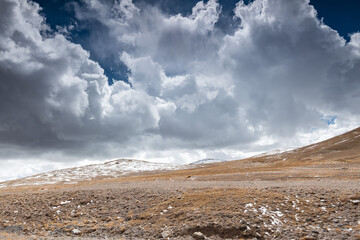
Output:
top-left (1, 127), bottom-right (359, 188)
top-left (257, 126), bottom-right (360, 164)
top-left (0, 159), bottom-right (189, 188)
top-left (122, 127), bottom-right (360, 181)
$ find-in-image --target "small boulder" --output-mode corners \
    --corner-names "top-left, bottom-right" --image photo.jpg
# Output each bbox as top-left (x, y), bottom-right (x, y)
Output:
top-left (193, 231), bottom-right (205, 239)
top-left (72, 228), bottom-right (81, 235)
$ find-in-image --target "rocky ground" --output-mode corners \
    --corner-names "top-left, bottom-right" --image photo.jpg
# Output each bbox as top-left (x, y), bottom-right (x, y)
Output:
top-left (0, 179), bottom-right (359, 240)
top-left (0, 128), bottom-right (359, 239)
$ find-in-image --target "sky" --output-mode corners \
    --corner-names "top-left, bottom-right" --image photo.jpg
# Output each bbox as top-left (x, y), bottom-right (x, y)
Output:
top-left (0, 0), bottom-right (360, 181)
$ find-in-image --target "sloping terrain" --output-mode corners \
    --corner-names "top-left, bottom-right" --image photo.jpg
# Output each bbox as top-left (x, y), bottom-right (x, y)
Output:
top-left (118, 126), bottom-right (360, 182)
top-left (0, 159), bottom-right (189, 188)
top-left (0, 127), bottom-right (359, 239)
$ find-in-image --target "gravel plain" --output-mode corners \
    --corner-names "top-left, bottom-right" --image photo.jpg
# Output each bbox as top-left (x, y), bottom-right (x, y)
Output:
top-left (1, 127), bottom-right (360, 239)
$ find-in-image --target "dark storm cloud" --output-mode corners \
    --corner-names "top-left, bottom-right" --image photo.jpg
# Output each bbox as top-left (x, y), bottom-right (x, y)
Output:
top-left (0, 0), bottom-right (360, 178)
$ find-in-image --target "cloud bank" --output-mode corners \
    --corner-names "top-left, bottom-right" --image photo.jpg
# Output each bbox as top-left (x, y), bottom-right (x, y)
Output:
top-left (0, 0), bottom-right (360, 178)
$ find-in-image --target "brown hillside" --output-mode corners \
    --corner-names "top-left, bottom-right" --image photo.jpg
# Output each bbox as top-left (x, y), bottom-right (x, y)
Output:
top-left (109, 127), bottom-right (360, 183)
top-left (0, 128), bottom-right (359, 239)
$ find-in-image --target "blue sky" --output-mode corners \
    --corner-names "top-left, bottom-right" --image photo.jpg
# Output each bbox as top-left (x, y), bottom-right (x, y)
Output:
top-left (32, 0), bottom-right (360, 82)
top-left (311, 0), bottom-right (360, 40)
top-left (33, 0), bottom-right (249, 83)
top-left (0, 0), bottom-right (360, 180)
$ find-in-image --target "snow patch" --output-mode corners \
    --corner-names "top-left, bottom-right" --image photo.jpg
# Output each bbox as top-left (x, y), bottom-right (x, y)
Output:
top-left (0, 159), bottom-right (190, 187)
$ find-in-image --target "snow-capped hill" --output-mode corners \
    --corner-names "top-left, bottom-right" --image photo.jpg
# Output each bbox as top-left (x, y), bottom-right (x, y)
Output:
top-left (189, 158), bottom-right (228, 165)
top-left (0, 159), bottom-right (188, 188)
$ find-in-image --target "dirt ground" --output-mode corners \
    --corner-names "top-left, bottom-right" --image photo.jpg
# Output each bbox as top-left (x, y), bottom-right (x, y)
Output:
top-left (0, 178), bottom-right (359, 239)
top-left (0, 128), bottom-right (359, 239)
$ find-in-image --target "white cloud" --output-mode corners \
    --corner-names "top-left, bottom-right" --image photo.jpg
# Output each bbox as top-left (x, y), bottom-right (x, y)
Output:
top-left (0, 0), bottom-right (160, 154)
top-left (0, 0), bottom-right (360, 180)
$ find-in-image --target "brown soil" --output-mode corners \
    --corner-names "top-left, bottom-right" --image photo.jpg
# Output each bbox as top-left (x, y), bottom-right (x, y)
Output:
top-left (0, 127), bottom-right (360, 239)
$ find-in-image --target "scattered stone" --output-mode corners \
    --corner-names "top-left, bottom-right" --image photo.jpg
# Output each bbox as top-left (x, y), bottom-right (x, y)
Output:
top-left (193, 231), bottom-right (205, 239)
top-left (72, 228), bottom-right (81, 235)
top-left (161, 230), bottom-right (172, 239)
top-left (349, 199), bottom-right (360, 204)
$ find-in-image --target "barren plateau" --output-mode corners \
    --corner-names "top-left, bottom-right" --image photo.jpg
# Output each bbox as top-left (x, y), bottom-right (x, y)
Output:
top-left (0, 128), bottom-right (359, 239)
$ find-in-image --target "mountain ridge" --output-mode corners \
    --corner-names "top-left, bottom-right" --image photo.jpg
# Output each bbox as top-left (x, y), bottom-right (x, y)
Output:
top-left (1, 127), bottom-right (359, 188)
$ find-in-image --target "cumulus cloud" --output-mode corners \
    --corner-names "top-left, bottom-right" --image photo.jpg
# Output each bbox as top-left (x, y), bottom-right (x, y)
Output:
top-left (0, 0), bottom-right (159, 158)
top-left (0, 0), bottom-right (360, 180)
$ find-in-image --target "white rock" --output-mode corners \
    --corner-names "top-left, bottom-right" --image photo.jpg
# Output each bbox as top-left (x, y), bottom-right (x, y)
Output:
top-left (72, 229), bottom-right (81, 235)
top-left (193, 231), bottom-right (205, 239)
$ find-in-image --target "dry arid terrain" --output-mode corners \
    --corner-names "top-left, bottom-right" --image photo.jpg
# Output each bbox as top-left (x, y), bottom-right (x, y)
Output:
top-left (0, 128), bottom-right (360, 239)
